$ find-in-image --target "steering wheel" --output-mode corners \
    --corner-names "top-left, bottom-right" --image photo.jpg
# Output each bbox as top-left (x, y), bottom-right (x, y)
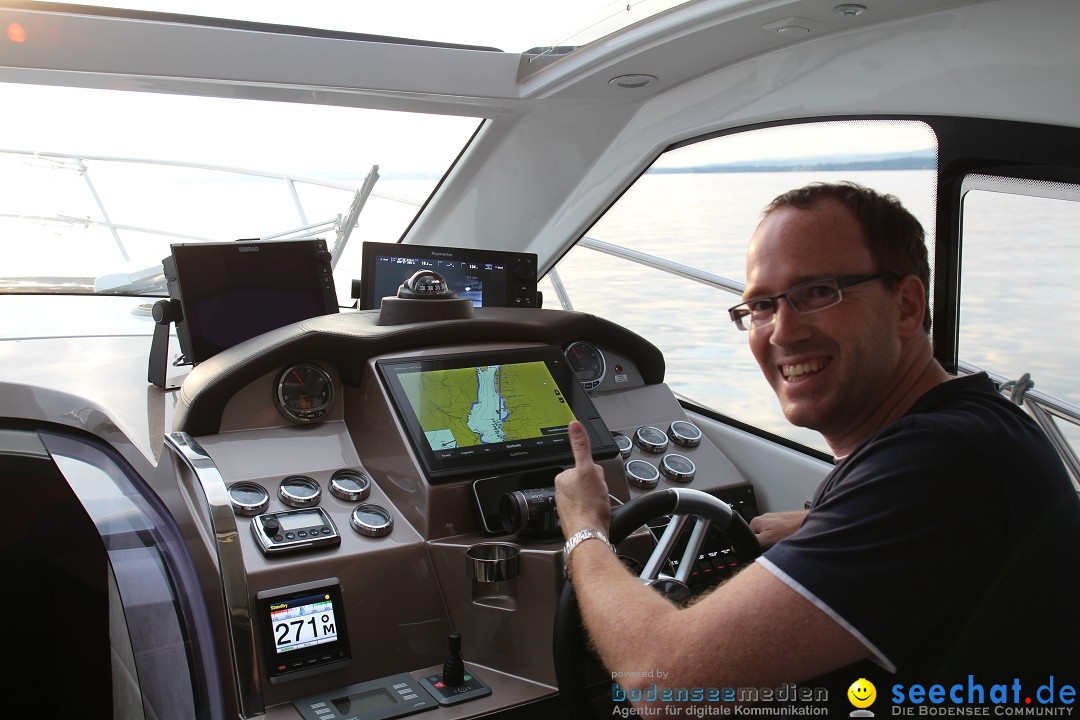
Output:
top-left (553, 487), bottom-right (762, 719)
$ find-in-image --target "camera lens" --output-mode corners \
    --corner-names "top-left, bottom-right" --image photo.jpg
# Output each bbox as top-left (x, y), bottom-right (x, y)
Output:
top-left (499, 487), bottom-right (560, 538)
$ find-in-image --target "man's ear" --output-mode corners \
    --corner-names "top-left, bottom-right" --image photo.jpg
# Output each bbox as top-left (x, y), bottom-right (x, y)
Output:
top-left (896, 274), bottom-right (927, 337)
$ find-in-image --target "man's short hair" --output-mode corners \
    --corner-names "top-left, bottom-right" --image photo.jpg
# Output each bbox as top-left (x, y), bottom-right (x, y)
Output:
top-left (764, 182), bottom-right (932, 332)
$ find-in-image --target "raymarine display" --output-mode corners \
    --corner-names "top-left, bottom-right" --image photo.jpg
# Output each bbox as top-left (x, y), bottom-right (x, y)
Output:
top-left (163, 238), bottom-right (338, 364)
top-left (256, 579), bottom-right (351, 683)
top-left (376, 346), bottom-right (618, 481)
top-left (358, 241), bottom-right (538, 310)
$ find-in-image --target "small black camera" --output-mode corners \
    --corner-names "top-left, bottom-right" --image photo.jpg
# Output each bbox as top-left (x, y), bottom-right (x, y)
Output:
top-left (499, 487), bottom-right (560, 540)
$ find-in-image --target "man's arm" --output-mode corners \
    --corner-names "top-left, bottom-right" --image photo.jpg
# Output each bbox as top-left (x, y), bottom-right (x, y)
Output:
top-left (554, 421), bottom-right (870, 694)
top-left (750, 510), bottom-right (809, 549)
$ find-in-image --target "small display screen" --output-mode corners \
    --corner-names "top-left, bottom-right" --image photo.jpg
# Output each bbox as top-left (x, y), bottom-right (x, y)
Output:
top-left (268, 592), bottom-right (340, 655)
top-left (332, 688), bottom-right (396, 714)
top-left (377, 346), bottom-right (618, 481)
top-left (358, 241), bottom-right (537, 310)
top-left (277, 510), bottom-right (323, 531)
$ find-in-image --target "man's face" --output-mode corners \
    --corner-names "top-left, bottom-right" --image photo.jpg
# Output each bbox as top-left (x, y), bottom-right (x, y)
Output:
top-left (744, 199), bottom-right (902, 440)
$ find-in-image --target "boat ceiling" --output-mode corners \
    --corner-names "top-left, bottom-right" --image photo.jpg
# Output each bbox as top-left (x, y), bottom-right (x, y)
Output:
top-left (0, 0), bottom-right (988, 114)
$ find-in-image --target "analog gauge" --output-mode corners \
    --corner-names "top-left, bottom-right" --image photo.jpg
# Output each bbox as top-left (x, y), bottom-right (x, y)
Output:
top-left (613, 432), bottom-right (633, 459)
top-left (275, 363), bottom-right (334, 424)
top-left (351, 503), bottom-right (394, 537)
top-left (668, 420), bottom-right (702, 448)
top-left (278, 475), bottom-right (322, 508)
top-left (329, 469), bottom-right (372, 502)
top-left (660, 454), bottom-right (697, 482)
top-left (227, 482), bottom-right (269, 516)
top-left (634, 426), bottom-right (669, 454)
top-left (564, 341), bottom-right (606, 390)
top-left (625, 459), bottom-right (660, 489)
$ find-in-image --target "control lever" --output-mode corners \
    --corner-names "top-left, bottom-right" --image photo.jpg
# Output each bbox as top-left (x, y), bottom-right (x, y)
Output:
top-left (443, 632), bottom-right (465, 687)
top-left (418, 632), bottom-right (492, 706)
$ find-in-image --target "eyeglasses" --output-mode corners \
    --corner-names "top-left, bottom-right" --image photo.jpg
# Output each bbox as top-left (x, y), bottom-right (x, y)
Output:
top-left (728, 273), bottom-right (897, 331)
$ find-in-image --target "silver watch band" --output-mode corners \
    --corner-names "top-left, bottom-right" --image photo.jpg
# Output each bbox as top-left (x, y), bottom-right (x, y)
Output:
top-left (563, 528), bottom-right (614, 582)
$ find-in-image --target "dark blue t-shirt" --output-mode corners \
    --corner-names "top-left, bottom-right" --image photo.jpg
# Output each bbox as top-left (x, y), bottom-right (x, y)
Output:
top-left (761, 373), bottom-right (1080, 689)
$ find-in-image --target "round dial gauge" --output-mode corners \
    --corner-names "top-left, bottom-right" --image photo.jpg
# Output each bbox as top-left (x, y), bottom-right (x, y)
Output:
top-left (669, 420), bottom-right (702, 448)
top-left (660, 454), bottom-right (697, 482)
top-left (227, 482), bottom-right (269, 516)
top-left (278, 475), bottom-right (322, 508)
top-left (613, 432), bottom-right (633, 459)
top-left (329, 469), bottom-right (372, 502)
top-left (625, 459), bottom-right (660, 489)
top-left (634, 426), bottom-right (669, 454)
top-left (564, 341), bottom-right (606, 390)
top-left (275, 363), bottom-right (334, 424)
top-left (351, 504), bottom-right (394, 537)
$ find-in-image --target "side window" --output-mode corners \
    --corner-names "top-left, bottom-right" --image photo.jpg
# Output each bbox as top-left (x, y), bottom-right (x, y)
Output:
top-left (541, 120), bottom-right (938, 453)
top-left (959, 175), bottom-right (1080, 475)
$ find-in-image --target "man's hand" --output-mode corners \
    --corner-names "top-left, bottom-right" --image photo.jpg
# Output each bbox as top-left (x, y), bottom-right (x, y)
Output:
top-left (749, 509), bottom-right (808, 549)
top-left (554, 420), bottom-right (611, 539)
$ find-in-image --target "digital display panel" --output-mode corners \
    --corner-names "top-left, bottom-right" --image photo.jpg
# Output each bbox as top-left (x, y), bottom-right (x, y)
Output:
top-left (277, 510), bottom-right (323, 532)
top-left (164, 238), bottom-right (338, 364)
top-left (400, 360), bottom-right (576, 453)
top-left (257, 580), bottom-right (351, 682)
top-left (358, 241), bottom-right (537, 310)
top-left (332, 688), bottom-right (396, 714)
top-left (269, 592), bottom-right (340, 654)
top-left (377, 346), bottom-right (618, 481)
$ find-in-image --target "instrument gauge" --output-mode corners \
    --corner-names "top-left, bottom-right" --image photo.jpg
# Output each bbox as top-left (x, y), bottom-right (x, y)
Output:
top-left (669, 420), bottom-right (702, 448)
top-left (613, 432), bottom-right (633, 459)
top-left (625, 459), bottom-right (660, 489)
top-left (634, 426), bottom-right (669, 454)
top-left (275, 363), bottom-right (334, 424)
top-left (565, 341), bottom-right (606, 390)
top-left (278, 475), bottom-right (322, 508)
top-left (660, 454), bottom-right (697, 483)
top-left (227, 482), bottom-right (269, 516)
top-left (329, 469), bottom-right (372, 503)
top-left (351, 504), bottom-right (394, 537)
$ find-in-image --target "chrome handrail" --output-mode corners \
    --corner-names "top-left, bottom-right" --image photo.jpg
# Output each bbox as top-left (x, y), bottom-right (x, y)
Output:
top-left (164, 432), bottom-right (263, 719)
top-left (576, 235), bottom-right (746, 297)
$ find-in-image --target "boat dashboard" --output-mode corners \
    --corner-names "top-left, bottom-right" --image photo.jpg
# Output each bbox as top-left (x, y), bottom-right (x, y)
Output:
top-left (1, 304), bottom-right (760, 719)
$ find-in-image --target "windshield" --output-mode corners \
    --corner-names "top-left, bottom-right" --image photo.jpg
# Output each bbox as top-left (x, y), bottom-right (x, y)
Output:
top-left (0, 82), bottom-right (481, 303)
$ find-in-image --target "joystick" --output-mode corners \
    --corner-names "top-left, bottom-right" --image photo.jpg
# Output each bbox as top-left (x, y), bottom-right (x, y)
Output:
top-left (442, 632), bottom-right (465, 687)
top-left (418, 631), bottom-right (492, 706)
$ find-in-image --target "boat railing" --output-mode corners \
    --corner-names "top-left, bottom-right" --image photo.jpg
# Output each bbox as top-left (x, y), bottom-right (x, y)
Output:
top-left (0, 149), bottom-right (409, 271)
top-left (958, 361), bottom-right (1080, 489)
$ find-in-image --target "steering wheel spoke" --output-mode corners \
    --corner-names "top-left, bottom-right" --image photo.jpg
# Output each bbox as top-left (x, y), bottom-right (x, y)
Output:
top-left (553, 488), bottom-right (762, 719)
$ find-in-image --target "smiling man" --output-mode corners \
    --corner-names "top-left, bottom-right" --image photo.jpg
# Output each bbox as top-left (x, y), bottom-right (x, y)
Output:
top-left (554, 182), bottom-right (1080, 711)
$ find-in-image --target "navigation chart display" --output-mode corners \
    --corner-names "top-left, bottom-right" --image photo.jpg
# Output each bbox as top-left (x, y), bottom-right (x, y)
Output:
top-left (401, 361), bottom-right (575, 452)
top-left (377, 346), bottom-right (618, 480)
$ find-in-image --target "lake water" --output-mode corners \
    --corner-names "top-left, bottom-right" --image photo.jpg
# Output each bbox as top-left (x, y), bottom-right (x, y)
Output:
top-left (536, 170), bottom-right (1080, 452)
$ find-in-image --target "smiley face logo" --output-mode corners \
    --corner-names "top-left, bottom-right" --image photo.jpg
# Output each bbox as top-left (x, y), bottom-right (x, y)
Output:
top-left (848, 678), bottom-right (877, 709)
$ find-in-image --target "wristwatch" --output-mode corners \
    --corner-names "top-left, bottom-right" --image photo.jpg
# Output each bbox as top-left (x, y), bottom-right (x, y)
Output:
top-left (562, 528), bottom-right (614, 582)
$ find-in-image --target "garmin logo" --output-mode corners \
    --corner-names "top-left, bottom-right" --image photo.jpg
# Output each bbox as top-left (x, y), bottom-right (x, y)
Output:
top-left (509, 451), bottom-right (529, 457)
top-left (239, 246), bottom-right (260, 253)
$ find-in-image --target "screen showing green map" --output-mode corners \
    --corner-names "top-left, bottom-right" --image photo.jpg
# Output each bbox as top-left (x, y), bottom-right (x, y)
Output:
top-left (396, 361), bottom-right (577, 451)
